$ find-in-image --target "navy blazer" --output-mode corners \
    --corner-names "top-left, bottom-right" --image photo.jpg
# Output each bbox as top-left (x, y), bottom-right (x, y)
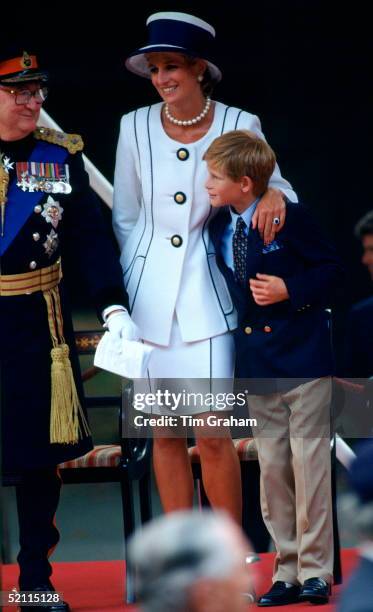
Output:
top-left (209, 203), bottom-right (344, 390)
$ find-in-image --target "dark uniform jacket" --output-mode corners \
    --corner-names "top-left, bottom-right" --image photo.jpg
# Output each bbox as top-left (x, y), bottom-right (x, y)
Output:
top-left (0, 129), bottom-right (128, 473)
top-left (209, 202), bottom-right (344, 392)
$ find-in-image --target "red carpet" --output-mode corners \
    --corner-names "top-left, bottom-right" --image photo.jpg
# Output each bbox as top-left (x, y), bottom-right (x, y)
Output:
top-left (2, 549), bottom-right (359, 611)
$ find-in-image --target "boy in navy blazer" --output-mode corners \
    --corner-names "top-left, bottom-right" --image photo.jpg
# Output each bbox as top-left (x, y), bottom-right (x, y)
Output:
top-left (204, 131), bottom-right (344, 606)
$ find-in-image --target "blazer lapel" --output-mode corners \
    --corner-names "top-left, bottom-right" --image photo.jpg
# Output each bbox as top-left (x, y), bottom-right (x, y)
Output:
top-left (210, 209), bottom-right (249, 310)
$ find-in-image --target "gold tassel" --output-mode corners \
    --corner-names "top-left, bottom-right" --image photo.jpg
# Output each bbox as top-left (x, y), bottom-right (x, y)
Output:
top-left (44, 287), bottom-right (91, 444)
top-left (50, 343), bottom-right (90, 443)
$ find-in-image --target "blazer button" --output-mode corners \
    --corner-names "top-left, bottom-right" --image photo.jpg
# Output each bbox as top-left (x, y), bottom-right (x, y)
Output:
top-left (33, 232), bottom-right (40, 241)
top-left (176, 148), bottom-right (189, 160)
top-left (174, 191), bottom-right (186, 204)
top-left (263, 325), bottom-right (272, 333)
top-left (171, 235), bottom-right (183, 247)
top-left (244, 326), bottom-right (253, 335)
top-left (29, 261), bottom-right (37, 270)
top-left (34, 205), bottom-right (42, 213)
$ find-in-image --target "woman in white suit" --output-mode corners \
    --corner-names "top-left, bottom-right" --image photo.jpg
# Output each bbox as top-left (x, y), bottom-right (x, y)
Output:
top-left (113, 11), bottom-right (297, 523)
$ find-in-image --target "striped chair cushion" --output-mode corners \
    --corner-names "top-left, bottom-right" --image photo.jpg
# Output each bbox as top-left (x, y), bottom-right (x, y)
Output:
top-left (188, 437), bottom-right (258, 463)
top-left (58, 444), bottom-right (121, 469)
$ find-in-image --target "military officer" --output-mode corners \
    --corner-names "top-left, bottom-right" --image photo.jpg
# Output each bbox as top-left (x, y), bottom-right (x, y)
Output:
top-left (0, 47), bottom-right (137, 611)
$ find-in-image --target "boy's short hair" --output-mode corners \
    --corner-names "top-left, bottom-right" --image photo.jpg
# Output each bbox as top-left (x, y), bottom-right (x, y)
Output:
top-left (203, 130), bottom-right (276, 197)
top-left (354, 210), bottom-right (373, 239)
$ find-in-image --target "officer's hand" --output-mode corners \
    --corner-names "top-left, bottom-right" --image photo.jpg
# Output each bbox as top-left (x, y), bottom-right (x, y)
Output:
top-left (106, 310), bottom-right (141, 342)
top-left (249, 273), bottom-right (289, 305)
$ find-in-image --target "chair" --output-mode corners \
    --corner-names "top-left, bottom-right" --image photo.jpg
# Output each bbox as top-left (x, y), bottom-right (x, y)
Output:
top-left (58, 330), bottom-right (152, 604)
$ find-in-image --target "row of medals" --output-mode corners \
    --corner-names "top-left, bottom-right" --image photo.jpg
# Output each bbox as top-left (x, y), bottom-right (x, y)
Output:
top-left (16, 163), bottom-right (72, 194)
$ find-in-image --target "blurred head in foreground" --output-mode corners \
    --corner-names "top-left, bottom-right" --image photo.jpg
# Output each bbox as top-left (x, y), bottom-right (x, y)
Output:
top-left (129, 510), bottom-right (251, 612)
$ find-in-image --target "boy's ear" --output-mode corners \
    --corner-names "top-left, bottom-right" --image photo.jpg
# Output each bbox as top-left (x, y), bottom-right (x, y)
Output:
top-left (240, 176), bottom-right (254, 193)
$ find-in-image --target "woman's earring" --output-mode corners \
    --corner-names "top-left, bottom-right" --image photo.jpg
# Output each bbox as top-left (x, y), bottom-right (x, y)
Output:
top-left (197, 75), bottom-right (203, 82)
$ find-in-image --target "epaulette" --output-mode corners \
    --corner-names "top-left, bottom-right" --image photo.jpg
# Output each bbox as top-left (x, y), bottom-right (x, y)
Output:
top-left (33, 127), bottom-right (84, 154)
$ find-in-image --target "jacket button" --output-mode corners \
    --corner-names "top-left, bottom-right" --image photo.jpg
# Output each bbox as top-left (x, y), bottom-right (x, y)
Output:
top-left (171, 235), bottom-right (183, 247)
top-left (34, 205), bottom-right (42, 213)
top-left (264, 325), bottom-right (272, 333)
top-left (177, 148), bottom-right (189, 160)
top-left (29, 261), bottom-right (37, 270)
top-left (33, 232), bottom-right (40, 241)
top-left (174, 192), bottom-right (186, 204)
top-left (244, 326), bottom-right (253, 335)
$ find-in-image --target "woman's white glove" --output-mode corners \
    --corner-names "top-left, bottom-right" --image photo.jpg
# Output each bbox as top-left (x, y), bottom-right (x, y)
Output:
top-left (105, 310), bottom-right (141, 343)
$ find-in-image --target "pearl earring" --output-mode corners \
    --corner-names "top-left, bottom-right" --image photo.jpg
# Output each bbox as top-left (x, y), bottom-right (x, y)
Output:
top-left (197, 75), bottom-right (203, 83)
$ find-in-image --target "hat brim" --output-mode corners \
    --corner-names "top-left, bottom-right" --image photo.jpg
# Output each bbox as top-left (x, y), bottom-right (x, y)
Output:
top-left (0, 68), bottom-right (48, 84)
top-left (125, 45), bottom-right (222, 82)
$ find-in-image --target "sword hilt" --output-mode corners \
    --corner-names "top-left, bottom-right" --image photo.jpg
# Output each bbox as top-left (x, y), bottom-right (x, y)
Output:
top-left (1, 201), bottom-right (5, 237)
top-left (0, 165), bottom-right (10, 237)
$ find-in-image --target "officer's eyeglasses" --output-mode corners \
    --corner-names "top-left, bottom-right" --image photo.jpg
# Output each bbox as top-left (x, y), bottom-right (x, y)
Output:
top-left (0, 86), bottom-right (48, 105)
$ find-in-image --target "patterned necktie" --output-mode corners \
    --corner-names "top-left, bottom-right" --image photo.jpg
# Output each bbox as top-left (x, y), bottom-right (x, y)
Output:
top-left (233, 216), bottom-right (248, 286)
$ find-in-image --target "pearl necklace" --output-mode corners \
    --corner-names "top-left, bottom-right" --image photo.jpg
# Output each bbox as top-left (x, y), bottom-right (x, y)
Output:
top-left (164, 97), bottom-right (211, 127)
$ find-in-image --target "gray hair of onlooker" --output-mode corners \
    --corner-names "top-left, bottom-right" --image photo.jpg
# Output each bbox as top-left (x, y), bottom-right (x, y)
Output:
top-left (354, 210), bottom-right (373, 239)
top-left (340, 493), bottom-right (373, 541)
top-left (128, 510), bottom-right (246, 612)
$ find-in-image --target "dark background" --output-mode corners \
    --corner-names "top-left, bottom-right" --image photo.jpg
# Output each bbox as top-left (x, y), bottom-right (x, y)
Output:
top-left (6, 0), bottom-right (372, 363)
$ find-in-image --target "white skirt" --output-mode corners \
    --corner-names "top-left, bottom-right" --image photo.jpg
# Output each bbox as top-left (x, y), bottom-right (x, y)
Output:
top-left (136, 315), bottom-right (235, 415)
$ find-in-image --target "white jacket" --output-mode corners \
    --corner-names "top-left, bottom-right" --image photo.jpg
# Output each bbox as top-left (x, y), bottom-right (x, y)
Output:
top-left (113, 101), bottom-right (297, 346)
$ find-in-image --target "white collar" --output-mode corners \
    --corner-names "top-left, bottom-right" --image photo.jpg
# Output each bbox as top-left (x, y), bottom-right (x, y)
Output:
top-left (229, 197), bottom-right (260, 231)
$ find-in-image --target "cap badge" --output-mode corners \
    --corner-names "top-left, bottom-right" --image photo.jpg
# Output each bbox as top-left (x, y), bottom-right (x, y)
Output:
top-left (21, 51), bottom-right (32, 69)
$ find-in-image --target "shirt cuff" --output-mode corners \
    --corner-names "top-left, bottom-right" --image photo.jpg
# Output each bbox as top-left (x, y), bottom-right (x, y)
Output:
top-left (102, 304), bottom-right (127, 322)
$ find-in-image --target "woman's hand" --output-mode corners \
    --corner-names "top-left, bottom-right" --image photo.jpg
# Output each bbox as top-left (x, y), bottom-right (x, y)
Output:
top-left (251, 188), bottom-right (286, 244)
top-left (249, 273), bottom-right (289, 305)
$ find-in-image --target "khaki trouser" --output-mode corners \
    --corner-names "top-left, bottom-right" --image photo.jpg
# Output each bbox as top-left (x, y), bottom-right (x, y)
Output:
top-left (248, 377), bottom-right (334, 585)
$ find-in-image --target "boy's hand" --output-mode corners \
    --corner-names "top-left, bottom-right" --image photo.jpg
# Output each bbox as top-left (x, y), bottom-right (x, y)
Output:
top-left (249, 273), bottom-right (289, 305)
top-left (251, 188), bottom-right (286, 245)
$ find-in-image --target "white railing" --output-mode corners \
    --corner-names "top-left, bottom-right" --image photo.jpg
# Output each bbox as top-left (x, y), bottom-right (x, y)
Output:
top-left (336, 435), bottom-right (356, 469)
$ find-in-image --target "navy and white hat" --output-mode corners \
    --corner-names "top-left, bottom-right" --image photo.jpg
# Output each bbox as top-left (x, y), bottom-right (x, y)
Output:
top-left (0, 47), bottom-right (48, 84)
top-left (126, 11), bottom-right (222, 82)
